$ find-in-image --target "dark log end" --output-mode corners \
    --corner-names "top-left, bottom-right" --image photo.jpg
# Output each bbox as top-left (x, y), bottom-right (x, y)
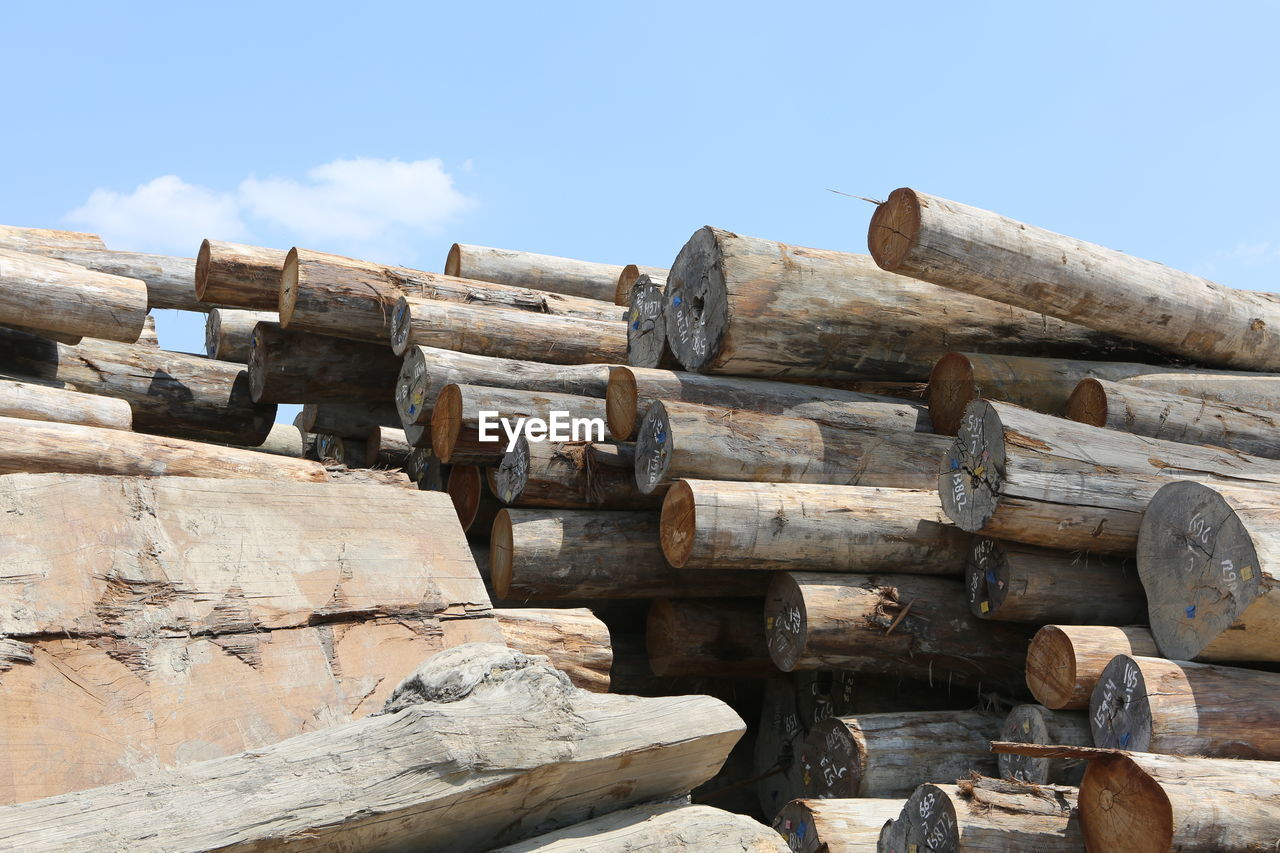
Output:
top-left (659, 479), bottom-right (697, 568)
top-left (938, 400), bottom-right (1004, 532)
top-left (1080, 755), bottom-right (1172, 853)
top-left (867, 187), bottom-right (922, 273)
top-left (194, 238), bottom-right (213, 299)
top-left (1089, 654), bottom-right (1152, 752)
top-left (490, 509), bottom-right (514, 597)
top-left (1065, 377), bottom-right (1109, 427)
top-left (314, 432), bottom-right (341, 463)
top-left (927, 352), bottom-right (976, 436)
top-left (493, 437), bottom-right (531, 504)
top-left (998, 705), bottom-right (1054, 784)
top-left (1025, 625), bottom-right (1078, 710)
top-left (279, 248), bottom-right (300, 324)
top-left (664, 226), bottom-right (726, 372)
top-left (605, 366), bottom-right (639, 441)
top-left (965, 537), bottom-right (1010, 619)
top-left (626, 276), bottom-right (670, 370)
top-left (634, 401), bottom-right (673, 495)
top-left (396, 347), bottom-right (429, 426)
top-left (644, 598), bottom-right (678, 676)
top-left (204, 309), bottom-right (220, 359)
top-left (247, 324), bottom-right (269, 403)
top-left (405, 447), bottom-right (447, 491)
top-left (230, 369), bottom-right (277, 446)
top-left (798, 719), bottom-right (861, 799)
top-left (299, 403), bottom-right (320, 433)
top-left (430, 384), bottom-right (464, 463)
top-left (764, 573), bottom-right (807, 672)
top-left (390, 297), bottom-right (413, 357)
top-left (772, 801), bottom-right (824, 853)
top-left (899, 782), bottom-right (959, 853)
top-left (447, 465), bottom-right (485, 532)
top-left (444, 243), bottom-right (462, 278)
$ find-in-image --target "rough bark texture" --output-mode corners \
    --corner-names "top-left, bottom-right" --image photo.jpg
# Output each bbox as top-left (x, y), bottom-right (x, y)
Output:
top-left (646, 598), bottom-right (773, 678)
top-left (869, 186), bottom-right (1280, 370)
top-left (0, 248), bottom-right (148, 342)
top-left (492, 607), bottom-right (612, 692)
top-left (1025, 625), bottom-right (1160, 710)
top-left (0, 644), bottom-right (745, 852)
top-left (495, 801), bottom-right (788, 852)
top-left (205, 308), bottom-right (276, 362)
top-left (448, 242), bottom-right (627, 302)
top-left (492, 438), bottom-right (661, 509)
top-left (249, 322), bottom-right (403, 404)
top-left (998, 705), bottom-right (1091, 786)
top-left (431, 384), bottom-right (607, 465)
top-left (195, 240), bottom-right (289, 310)
top-left (0, 377), bottom-right (132, 430)
top-left (773, 798), bottom-right (905, 853)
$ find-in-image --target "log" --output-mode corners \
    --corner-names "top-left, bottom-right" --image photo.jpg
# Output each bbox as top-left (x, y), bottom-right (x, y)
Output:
top-left (495, 802), bottom-right (788, 852)
top-left (869, 186), bottom-right (1280, 370)
top-left (660, 480), bottom-right (971, 573)
top-left (1091, 654), bottom-right (1280, 758)
top-left (799, 711), bottom-right (1001, 798)
top-left (664, 226), bottom-right (1159, 380)
top-left (448, 464), bottom-right (502, 534)
top-left (138, 314), bottom-right (158, 346)
top-left (940, 399), bottom-right (1280, 553)
top-left (0, 324), bottom-right (80, 345)
top-left (365, 425), bottom-right (411, 468)
top-left (0, 248), bottom-right (147, 342)
top-left (195, 240), bottom-right (288, 310)
top-left (0, 224), bottom-right (103, 251)
top-left (0, 328), bottom-right (275, 444)
top-left (225, 421), bottom-right (306, 457)
top-left (248, 321), bottom-right (402, 403)
top-left (492, 437), bottom-right (661, 509)
top-left (7, 245), bottom-right (212, 312)
top-left (1025, 625), bottom-right (1160, 710)
top-left (1119, 371), bottom-right (1280, 410)
top-left (447, 242), bottom-right (627, 302)
top-left (431, 383), bottom-right (607, 465)
top-left (764, 572), bottom-right (1031, 689)
top-left (646, 598), bottom-right (773, 678)
top-left (0, 377), bottom-right (132, 430)
top-left (302, 401), bottom-right (401, 435)
top-left (998, 705), bottom-right (1091, 786)
top-left (492, 607), bottom-right (612, 692)
top-left (397, 345), bottom-right (611, 428)
top-left (773, 798), bottom-right (906, 853)
top-left (491, 508), bottom-right (768, 599)
top-left (204, 308), bottom-right (275, 361)
top-left (0, 644), bottom-right (744, 852)
top-left (626, 274), bottom-right (678, 369)
top-left (1068, 377), bottom-right (1280, 457)
top-left (636, 401), bottom-right (950, 495)
top-left (965, 538), bottom-right (1146, 624)
top-left (755, 678), bottom-right (809, 818)
top-left (1137, 480), bottom-right (1280, 662)
top-left (614, 263), bottom-right (667, 306)
top-left (882, 777), bottom-right (1083, 853)
top-left (390, 294), bottom-right (628, 363)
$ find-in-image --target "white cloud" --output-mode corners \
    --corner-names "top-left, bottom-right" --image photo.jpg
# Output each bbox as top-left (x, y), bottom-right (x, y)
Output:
top-left (66, 175), bottom-right (245, 256)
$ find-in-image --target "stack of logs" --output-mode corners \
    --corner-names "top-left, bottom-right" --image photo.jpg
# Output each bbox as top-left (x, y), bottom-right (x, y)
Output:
top-left (4, 182), bottom-right (1280, 851)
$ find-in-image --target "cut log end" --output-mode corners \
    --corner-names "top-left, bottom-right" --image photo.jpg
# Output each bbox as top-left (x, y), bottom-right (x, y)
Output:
top-left (278, 248), bottom-right (299, 324)
top-left (633, 401), bottom-right (673, 495)
top-left (659, 479), bottom-right (697, 567)
top-left (867, 187), bottom-right (922, 272)
top-left (1065, 377), bottom-right (1109, 427)
top-left (605, 366), bottom-right (639, 441)
top-left (447, 465), bottom-right (487, 532)
top-left (763, 573), bottom-right (807, 672)
top-left (1025, 625), bottom-right (1079, 710)
top-left (999, 705), bottom-right (1055, 784)
top-left (1080, 756), bottom-right (1172, 853)
top-left (203, 309), bottom-right (220, 358)
top-left (390, 296), bottom-right (413, 357)
top-left (895, 782), bottom-right (960, 852)
top-left (490, 509), bottom-right (514, 597)
top-left (965, 537), bottom-right (1009, 618)
top-left (800, 718), bottom-right (863, 799)
top-left (938, 400), bottom-right (1005, 532)
top-left (248, 325), bottom-right (268, 403)
top-left (194, 238), bottom-right (213, 300)
top-left (927, 351), bottom-right (977, 436)
top-left (664, 226), bottom-right (726, 372)
top-left (493, 437), bottom-right (531, 504)
top-left (444, 243), bottom-right (462, 278)
top-left (430, 384), bottom-right (464, 463)
top-left (1089, 654), bottom-right (1153, 752)
top-left (614, 263), bottom-right (643, 306)
top-left (626, 276), bottom-right (669, 369)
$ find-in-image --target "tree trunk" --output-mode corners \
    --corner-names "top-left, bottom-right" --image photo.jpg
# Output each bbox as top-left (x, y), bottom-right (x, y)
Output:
top-left (302, 402), bottom-right (401, 435)
top-left (396, 345), bottom-right (611, 428)
top-left (941, 399), bottom-right (1280, 553)
top-left (204, 308), bottom-right (275, 362)
top-left (0, 377), bottom-right (132, 430)
top-left (965, 538), bottom-right (1146, 624)
top-left (1025, 625), bottom-right (1159, 710)
top-left (496, 802), bottom-right (788, 852)
top-left (390, 295), bottom-right (628, 363)
top-left (1137, 480), bottom-right (1280, 662)
top-left (0, 328), bottom-right (276, 445)
top-left (431, 384), bottom-right (607, 465)
top-left (614, 264), bottom-right (668, 305)
top-left (365, 425), bottom-right (411, 468)
top-left (664, 226), bottom-right (1161, 380)
top-left (447, 464), bottom-right (503, 535)
top-left (447, 242), bottom-right (628, 302)
top-left (0, 224), bottom-right (103, 251)
top-left (491, 437), bottom-right (661, 509)
top-left (645, 598), bottom-right (773, 678)
top-left (0, 644), bottom-right (744, 853)
top-left (248, 322), bottom-right (403, 403)
top-left (195, 240), bottom-right (288, 310)
top-left (869, 186), bottom-right (1280, 370)
top-left (773, 798), bottom-right (906, 853)
top-left (764, 572), bottom-right (1031, 690)
top-left (491, 508), bottom-right (768, 600)
top-left (998, 705), bottom-right (1091, 786)
top-left (660, 480), bottom-right (971, 573)
top-left (636, 400), bottom-right (950, 496)
top-left (7, 245), bottom-right (215, 312)
top-left (626, 274), bottom-right (679, 369)
top-left (800, 711), bottom-right (1000, 799)
top-left (0, 248), bottom-right (148, 342)
top-left (223, 421), bottom-right (307, 457)
top-left (492, 607), bottom-right (612, 692)
top-left (1119, 371), bottom-right (1280, 409)
top-left (406, 446), bottom-right (449, 491)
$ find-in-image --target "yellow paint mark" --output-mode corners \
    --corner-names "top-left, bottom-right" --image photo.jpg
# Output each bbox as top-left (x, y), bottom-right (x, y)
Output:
top-left (1243, 566), bottom-right (1254, 581)
top-left (980, 601), bottom-right (990, 614)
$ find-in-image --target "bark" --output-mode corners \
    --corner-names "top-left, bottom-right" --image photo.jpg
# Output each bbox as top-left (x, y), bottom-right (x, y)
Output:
top-left (626, 274), bottom-right (679, 369)
top-left (430, 383), bottom-right (607, 465)
top-left (773, 798), bottom-right (905, 853)
top-left (664, 225), bottom-right (1160, 380)
top-left (998, 705), bottom-right (1091, 786)
top-left (660, 480), bottom-right (971, 573)
top-left (301, 402), bottom-right (401, 435)
top-left (615, 264), bottom-right (668, 305)
top-left (491, 437), bottom-right (661, 509)
top-left (492, 607), bottom-right (612, 692)
top-left (869, 186), bottom-right (1280, 370)
top-left (447, 242), bottom-right (628, 302)
top-left (1025, 625), bottom-right (1159, 710)
top-left (0, 644), bottom-right (744, 852)
top-left (447, 464), bottom-right (503, 534)
top-left (645, 598), bottom-right (773, 678)
top-left (495, 802), bottom-right (787, 852)
top-left (0, 377), bottom-right (132, 430)
top-left (194, 240), bottom-right (288, 310)
top-left (248, 322), bottom-right (403, 404)
top-left (0, 248), bottom-right (148, 342)
top-left (204, 308), bottom-right (276, 362)
top-left (491, 508), bottom-right (768, 599)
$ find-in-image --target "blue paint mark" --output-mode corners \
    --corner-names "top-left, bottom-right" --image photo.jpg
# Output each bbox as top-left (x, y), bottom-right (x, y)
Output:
top-left (1119, 732), bottom-right (1131, 747)
top-left (950, 458), bottom-right (960, 470)
top-left (632, 320), bottom-right (640, 329)
top-left (985, 570), bottom-right (997, 584)
top-left (656, 431), bottom-right (667, 444)
top-left (673, 295), bottom-right (682, 306)
top-left (1186, 605), bottom-right (1196, 619)
top-left (408, 404), bottom-right (417, 415)
top-left (797, 824), bottom-right (807, 841)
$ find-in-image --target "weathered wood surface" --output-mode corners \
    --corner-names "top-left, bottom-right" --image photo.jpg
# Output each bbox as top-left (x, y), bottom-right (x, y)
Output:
top-left (492, 607), bottom-right (612, 692)
top-left (998, 705), bottom-right (1091, 786)
top-left (1119, 371), bottom-right (1280, 410)
top-left (492, 438), bottom-right (661, 509)
top-left (7, 245), bottom-right (212, 312)
top-left (0, 377), bottom-right (132, 430)
top-left (869, 186), bottom-right (1280, 370)
top-left (138, 314), bottom-right (158, 346)
top-left (764, 572), bottom-right (1031, 689)
top-left (248, 322), bottom-right (403, 403)
top-left (496, 801), bottom-right (787, 852)
top-left (1025, 625), bottom-right (1159, 710)
top-left (626, 274), bottom-right (678, 369)
top-left (0, 644), bottom-right (745, 852)
top-left (204, 308), bottom-right (276, 362)
top-left (364, 425), bottom-right (411, 468)
top-left (231, 421), bottom-right (306, 457)
top-left (431, 384), bottom-right (607, 465)
top-left (1137, 480), bottom-right (1280, 662)
top-left (646, 598), bottom-right (772, 678)
top-left (301, 402), bottom-right (401, 435)
top-left (940, 399), bottom-right (1280, 553)
top-left (965, 538), bottom-right (1146, 624)
top-left (663, 226), bottom-right (1158, 380)
top-left (0, 224), bottom-right (104, 251)
top-left (773, 798), bottom-right (905, 853)
top-left (491, 508), bottom-right (768, 600)
top-left (799, 710), bottom-right (1000, 798)
top-left (447, 242), bottom-right (628, 302)
top-left (614, 263), bottom-right (668, 305)
top-left (661, 480), bottom-right (970, 573)
top-left (195, 240), bottom-right (288, 310)
top-left (636, 401), bottom-right (949, 496)
top-left (0, 248), bottom-right (148, 342)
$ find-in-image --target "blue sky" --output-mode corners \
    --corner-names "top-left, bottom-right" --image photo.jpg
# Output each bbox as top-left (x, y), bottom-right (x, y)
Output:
top-left (4, 2), bottom-right (1279, 379)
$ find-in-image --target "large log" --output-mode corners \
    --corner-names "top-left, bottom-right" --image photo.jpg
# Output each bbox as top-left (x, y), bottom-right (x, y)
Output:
top-left (626, 274), bottom-right (678, 369)
top-left (940, 399), bottom-right (1280, 553)
top-left (636, 400), bottom-right (949, 496)
top-left (661, 480), bottom-right (970, 573)
top-left (799, 710), bottom-right (1000, 798)
top-left (0, 224), bottom-right (103, 251)
top-left (869, 186), bottom-right (1280, 370)
top-left (8, 245), bottom-right (211, 312)
top-left (491, 508), bottom-right (767, 600)
top-left (0, 644), bottom-right (744, 852)
top-left (646, 598), bottom-right (773, 678)
top-left (390, 294), bottom-right (628, 363)
top-left (492, 607), bottom-right (612, 692)
top-left (431, 384), bottom-right (607, 465)
top-left (447, 242), bottom-right (627, 302)
top-left (492, 437), bottom-right (661, 509)
top-left (615, 263), bottom-right (668, 304)
top-left (0, 377), bottom-right (132, 430)
top-left (965, 538), bottom-right (1146, 624)
top-left (0, 248), bottom-right (147, 342)
top-left (204, 308), bottom-right (275, 361)
top-left (1025, 625), bottom-right (1160, 710)
top-left (195, 240), bottom-right (288, 309)
top-left (1137, 480), bottom-right (1280, 662)
top-left (248, 321), bottom-right (402, 403)
top-left (495, 802), bottom-right (788, 852)
top-left (764, 572), bottom-right (1031, 690)
top-left (227, 421), bottom-right (306, 457)
top-left (998, 705), bottom-right (1091, 786)
top-left (773, 798), bottom-right (906, 853)
top-left (663, 226), bottom-right (1158, 380)
top-left (1118, 371), bottom-right (1280, 409)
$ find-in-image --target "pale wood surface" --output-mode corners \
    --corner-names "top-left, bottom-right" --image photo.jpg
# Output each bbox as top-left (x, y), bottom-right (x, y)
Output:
top-left (496, 801), bottom-right (787, 852)
top-left (0, 224), bottom-right (103, 251)
top-left (205, 308), bottom-right (275, 362)
top-left (195, 240), bottom-right (288, 310)
top-left (0, 377), bottom-right (132, 430)
top-left (0, 248), bottom-right (147, 342)
top-left (8, 245), bottom-right (211, 312)
top-left (493, 607), bottom-right (612, 692)
top-left (1025, 625), bottom-right (1159, 710)
top-left (773, 798), bottom-right (905, 853)
top-left (448, 242), bottom-right (627, 302)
